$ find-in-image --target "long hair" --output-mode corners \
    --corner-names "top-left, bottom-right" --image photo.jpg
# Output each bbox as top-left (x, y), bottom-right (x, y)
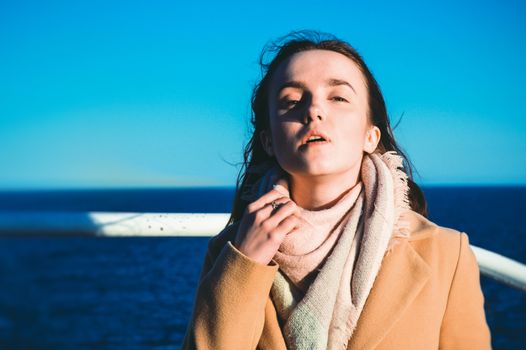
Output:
top-left (227, 30), bottom-right (427, 226)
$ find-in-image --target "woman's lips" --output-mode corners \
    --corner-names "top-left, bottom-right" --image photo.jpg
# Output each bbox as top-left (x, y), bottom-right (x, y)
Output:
top-left (299, 139), bottom-right (330, 150)
top-left (301, 129), bottom-right (331, 145)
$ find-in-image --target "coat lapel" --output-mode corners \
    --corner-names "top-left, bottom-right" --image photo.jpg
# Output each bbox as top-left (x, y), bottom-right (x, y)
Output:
top-left (347, 238), bottom-right (431, 349)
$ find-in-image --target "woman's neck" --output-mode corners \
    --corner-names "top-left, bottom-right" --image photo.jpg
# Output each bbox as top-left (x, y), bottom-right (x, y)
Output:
top-left (289, 169), bottom-right (361, 211)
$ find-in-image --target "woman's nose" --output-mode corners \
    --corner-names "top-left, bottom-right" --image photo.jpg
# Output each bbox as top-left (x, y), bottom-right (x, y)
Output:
top-left (303, 99), bottom-right (326, 124)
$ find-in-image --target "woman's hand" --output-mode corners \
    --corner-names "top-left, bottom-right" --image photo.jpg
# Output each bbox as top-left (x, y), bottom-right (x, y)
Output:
top-left (234, 180), bottom-right (299, 266)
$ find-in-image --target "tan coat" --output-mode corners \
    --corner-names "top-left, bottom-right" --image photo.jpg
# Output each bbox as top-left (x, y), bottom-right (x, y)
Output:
top-left (182, 210), bottom-right (492, 349)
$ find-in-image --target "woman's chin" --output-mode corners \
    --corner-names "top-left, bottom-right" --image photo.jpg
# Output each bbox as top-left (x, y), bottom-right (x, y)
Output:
top-left (292, 167), bottom-right (338, 178)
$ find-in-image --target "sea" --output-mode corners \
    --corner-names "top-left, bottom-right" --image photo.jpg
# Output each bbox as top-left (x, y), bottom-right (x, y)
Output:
top-left (0, 186), bottom-right (525, 349)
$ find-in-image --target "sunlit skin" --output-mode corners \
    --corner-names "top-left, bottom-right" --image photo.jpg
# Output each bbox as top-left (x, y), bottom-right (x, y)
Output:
top-left (261, 49), bottom-right (381, 210)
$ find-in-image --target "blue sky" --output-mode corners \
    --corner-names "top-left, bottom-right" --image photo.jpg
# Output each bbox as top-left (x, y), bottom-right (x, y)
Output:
top-left (1, 0), bottom-right (525, 189)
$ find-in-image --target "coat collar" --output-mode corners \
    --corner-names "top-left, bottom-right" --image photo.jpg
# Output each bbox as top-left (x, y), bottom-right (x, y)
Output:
top-left (347, 212), bottom-right (432, 349)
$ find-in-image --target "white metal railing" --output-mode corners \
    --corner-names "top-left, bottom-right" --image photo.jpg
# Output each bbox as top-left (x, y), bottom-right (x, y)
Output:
top-left (470, 246), bottom-right (526, 292)
top-left (1, 211), bottom-right (525, 292)
top-left (0, 211), bottom-right (230, 236)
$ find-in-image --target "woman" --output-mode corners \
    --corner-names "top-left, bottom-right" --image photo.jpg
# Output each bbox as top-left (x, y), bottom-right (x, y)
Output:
top-left (182, 30), bottom-right (492, 349)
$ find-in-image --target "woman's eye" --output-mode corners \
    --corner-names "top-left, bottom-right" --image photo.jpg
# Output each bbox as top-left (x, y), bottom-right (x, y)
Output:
top-left (280, 99), bottom-right (300, 109)
top-left (332, 96), bottom-right (348, 102)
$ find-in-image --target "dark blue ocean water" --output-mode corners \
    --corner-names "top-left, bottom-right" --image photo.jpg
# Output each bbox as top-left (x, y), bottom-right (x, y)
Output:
top-left (0, 186), bottom-right (525, 349)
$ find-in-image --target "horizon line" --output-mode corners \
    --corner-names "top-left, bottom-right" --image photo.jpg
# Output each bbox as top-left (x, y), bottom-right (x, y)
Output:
top-left (0, 183), bottom-right (525, 192)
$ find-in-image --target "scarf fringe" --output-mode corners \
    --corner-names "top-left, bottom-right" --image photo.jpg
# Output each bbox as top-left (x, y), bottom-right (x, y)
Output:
top-left (380, 151), bottom-right (412, 256)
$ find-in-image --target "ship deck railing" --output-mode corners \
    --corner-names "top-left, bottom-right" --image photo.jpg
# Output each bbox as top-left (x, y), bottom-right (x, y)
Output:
top-left (1, 211), bottom-right (525, 292)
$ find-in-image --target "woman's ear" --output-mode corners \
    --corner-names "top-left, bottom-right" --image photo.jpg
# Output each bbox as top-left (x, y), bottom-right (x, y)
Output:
top-left (259, 129), bottom-right (274, 157)
top-left (364, 125), bottom-right (381, 154)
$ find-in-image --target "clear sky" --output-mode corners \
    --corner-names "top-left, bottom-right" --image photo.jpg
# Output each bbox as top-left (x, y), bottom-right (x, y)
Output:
top-left (1, 0), bottom-right (525, 189)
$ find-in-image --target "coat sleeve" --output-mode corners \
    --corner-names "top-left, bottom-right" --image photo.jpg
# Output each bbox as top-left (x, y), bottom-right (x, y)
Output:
top-left (439, 232), bottom-right (492, 349)
top-left (182, 236), bottom-right (279, 350)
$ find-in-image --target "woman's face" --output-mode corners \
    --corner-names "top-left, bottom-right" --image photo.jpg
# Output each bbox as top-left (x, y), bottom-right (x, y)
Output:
top-left (261, 49), bottom-right (381, 180)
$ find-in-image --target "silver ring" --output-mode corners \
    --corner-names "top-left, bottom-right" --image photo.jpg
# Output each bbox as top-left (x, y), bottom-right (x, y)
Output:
top-left (271, 201), bottom-right (282, 210)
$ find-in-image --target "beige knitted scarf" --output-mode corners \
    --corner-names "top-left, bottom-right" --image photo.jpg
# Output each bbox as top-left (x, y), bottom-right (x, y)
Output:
top-left (243, 151), bottom-right (412, 350)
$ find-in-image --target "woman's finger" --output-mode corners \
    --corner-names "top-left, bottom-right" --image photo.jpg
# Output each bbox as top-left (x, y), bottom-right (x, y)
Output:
top-left (271, 214), bottom-right (299, 240)
top-left (273, 178), bottom-right (290, 196)
top-left (247, 188), bottom-right (290, 213)
top-left (263, 200), bottom-right (300, 228)
top-left (252, 196), bottom-right (291, 221)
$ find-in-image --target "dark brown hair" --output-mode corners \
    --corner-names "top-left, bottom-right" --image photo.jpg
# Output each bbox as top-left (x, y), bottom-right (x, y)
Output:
top-left (227, 30), bottom-right (427, 226)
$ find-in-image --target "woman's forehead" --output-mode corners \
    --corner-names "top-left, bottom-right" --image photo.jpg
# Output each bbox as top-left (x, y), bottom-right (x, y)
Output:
top-left (270, 49), bottom-right (366, 93)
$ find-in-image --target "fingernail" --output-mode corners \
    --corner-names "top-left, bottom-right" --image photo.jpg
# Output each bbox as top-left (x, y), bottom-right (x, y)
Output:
top-left (272, 184), bottom-right (287, 195)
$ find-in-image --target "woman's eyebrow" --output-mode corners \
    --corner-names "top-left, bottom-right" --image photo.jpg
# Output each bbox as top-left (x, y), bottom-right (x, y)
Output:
top-left (278, 78), bottom-right (356, 94)
top-left (327, 78), bottom-right (356, 94)
top-left (278, 81), bottom-right (307, 93)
